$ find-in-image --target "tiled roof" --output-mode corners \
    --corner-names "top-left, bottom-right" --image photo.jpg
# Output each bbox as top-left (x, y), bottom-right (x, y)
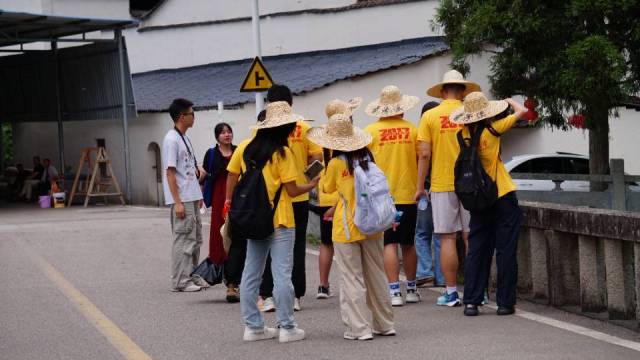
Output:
top-left (132, 36), bottom-right (448, 112)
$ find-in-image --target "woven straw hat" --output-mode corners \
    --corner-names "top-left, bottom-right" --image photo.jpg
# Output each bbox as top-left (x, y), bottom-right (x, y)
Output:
top-left (307, 113), bottom-right (372, 152)
top-left (365, 85), bottom-right (419, 117)
top-left (426, 70), bottom-right (481, 98)
top-left (252, 101), bottom-right (303, 129)
top-left (325, 97), bottom-right (362, 118)
top-left (450, 92), bottom-right (509, 125)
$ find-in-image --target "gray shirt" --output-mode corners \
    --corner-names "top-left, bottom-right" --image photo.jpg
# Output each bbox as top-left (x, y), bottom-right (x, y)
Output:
top-left (162, 129), bottom-right (203, 205)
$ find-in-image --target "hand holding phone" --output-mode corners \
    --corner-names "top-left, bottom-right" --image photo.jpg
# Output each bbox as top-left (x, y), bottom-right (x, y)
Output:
top-left (304, 160), bottom-right (324, 180)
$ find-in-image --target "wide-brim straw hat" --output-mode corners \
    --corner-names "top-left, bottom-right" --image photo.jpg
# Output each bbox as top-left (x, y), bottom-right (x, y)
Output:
top-left (426, 70), bottom-right (481, 98)
top-left (325, 97), bottom-right (363, 118)
top-left (365, 85), bottom-right (419, 118)
top-left (450, 91), bottom-right (509, 125)
top-left (252, 101), bottom-right (303, 129)
top-left (307, 113), bottom-right (372, 152)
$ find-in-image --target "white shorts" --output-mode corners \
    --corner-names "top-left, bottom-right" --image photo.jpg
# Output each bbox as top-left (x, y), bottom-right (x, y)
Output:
top-left (431, 192), bottom-right (470, 234)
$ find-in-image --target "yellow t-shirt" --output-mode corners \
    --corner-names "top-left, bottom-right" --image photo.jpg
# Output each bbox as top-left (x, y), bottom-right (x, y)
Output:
top-left (288, 120), bottom-right (323, 203)
top-left (417, 99), bottom-right (465, 192)
top-left (227, 139), bottom-right (299, 229)
top-left (364, 117), bottom-right (418, 204)
top-left (323, 157), bottom-right (367, 243)
top-left (459, 115), bottom-right (518, 198)
top-left (318, 150), bottom-right (338, 207)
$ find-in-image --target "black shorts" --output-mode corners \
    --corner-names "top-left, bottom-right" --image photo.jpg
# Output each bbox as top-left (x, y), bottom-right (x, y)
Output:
top-left (384, 204), bottom-right (417, 246)
top-left (317, 206), bottom-right (334, 246)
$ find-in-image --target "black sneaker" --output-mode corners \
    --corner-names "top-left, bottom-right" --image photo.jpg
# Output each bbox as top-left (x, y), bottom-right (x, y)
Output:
top-left (464, 304), bottom-right (479, 316)
top-left (316, 285), bottom-right (331, 299)
top-left (497, 306), bottom-right (515, 316)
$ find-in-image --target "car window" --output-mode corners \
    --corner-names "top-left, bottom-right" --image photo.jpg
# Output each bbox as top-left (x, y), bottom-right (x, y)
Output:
top-left (511, 161), bottom-right (532, 173)
top-left (530, 158), bottom-right (563, 174)
top-left (568, 158), bottom-right (589, 174)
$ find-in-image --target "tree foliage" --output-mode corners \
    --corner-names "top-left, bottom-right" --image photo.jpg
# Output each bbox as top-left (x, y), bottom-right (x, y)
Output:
top-left (434, 0), bottom-right (640, 132)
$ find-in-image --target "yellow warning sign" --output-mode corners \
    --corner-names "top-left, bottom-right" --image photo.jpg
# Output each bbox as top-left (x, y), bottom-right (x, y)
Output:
top-left (240, 57), bottom-right (274, 92)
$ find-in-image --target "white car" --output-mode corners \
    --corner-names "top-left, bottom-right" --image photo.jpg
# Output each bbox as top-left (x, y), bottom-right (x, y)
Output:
top-left (505, 153), bottom-right (639, 192)
top-left (505, 153), bottom-right (592, 191)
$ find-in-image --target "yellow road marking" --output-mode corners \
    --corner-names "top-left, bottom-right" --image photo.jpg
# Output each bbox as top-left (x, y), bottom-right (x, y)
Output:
top-left (20, 241), bottom-right (152, 360)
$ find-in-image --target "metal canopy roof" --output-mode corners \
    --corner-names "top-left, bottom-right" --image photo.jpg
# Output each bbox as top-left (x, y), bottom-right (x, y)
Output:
top-left (0, 10), bottom-right (136, 48)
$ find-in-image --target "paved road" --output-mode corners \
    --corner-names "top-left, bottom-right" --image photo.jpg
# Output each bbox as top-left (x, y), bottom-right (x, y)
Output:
top-left (1, 205), bottom-right (639, 360)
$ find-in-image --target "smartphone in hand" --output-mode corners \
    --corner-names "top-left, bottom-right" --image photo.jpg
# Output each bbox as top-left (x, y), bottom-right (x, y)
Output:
top-left (304, 160), bottom-right (324, 180)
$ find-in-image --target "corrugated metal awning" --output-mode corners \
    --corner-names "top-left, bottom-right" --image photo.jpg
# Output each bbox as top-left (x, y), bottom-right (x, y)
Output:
top-left (0, 10), bottom-right (136, 48)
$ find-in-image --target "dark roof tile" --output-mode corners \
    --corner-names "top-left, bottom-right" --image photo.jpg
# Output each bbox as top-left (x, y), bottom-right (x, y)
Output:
top-left (132, 36), bottom-right (448, 112)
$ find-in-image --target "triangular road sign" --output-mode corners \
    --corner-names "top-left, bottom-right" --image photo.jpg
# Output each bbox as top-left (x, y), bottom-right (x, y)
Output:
top-left (240, 57), bottom-right (274, 92)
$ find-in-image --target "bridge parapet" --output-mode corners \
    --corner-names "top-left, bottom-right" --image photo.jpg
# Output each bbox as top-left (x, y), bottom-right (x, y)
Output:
top-left (514, 201), bottom-right (640, 329)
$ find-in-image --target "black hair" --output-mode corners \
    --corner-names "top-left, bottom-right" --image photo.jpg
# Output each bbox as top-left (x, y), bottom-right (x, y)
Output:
top-left (266, 84), bottom-right (293, 105)
top-left (214, 122), bottom-right (233, 141)
top-left (257, 110), bottom-right (267, 123)
top-left (332, 147), bottom-right (374, 175)
top-left (43, 158), bottom-right (51, 162)
top-left (169, 98), bottom-right (194, 122)
top-left (33, 156), bottom-right (40, 162)
top-left (421, 101), bottom-right (440, 115)
top-left (442, 83), bottom-right (466, 94)
top-left (323, 148), bottom-right (332, 173)
top-left (244, 122), bottom-right (297, 168)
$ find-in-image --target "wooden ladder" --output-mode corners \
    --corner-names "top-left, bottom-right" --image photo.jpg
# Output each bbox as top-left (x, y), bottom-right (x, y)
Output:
top-left (67, 147), bottom-right (126, 207)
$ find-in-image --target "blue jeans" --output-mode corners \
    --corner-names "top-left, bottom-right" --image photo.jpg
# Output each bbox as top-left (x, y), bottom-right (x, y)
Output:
top-left (240, 228), bottom-right (296, 330)
top-left (415, 201), bottom-right (444, 285)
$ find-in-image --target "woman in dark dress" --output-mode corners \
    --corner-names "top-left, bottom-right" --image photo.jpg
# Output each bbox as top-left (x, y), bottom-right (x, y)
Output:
top-left (202, 122), bottom-right (240, 302)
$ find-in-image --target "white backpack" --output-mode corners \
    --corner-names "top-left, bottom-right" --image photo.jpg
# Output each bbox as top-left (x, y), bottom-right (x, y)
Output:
top-left (339, 156), bottom-right (396, 239)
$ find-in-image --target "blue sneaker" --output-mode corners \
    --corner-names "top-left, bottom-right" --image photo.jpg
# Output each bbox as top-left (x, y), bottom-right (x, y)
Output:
top-left (436, 291), bottom-right (462, 307)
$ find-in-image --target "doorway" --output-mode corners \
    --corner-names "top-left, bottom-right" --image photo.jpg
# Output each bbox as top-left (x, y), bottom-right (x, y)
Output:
top-left (147, 142), bottom-right (162, 206)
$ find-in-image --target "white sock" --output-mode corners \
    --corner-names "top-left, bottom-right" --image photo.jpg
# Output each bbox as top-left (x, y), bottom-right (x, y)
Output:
top-left (446, 286), bottom-right (457, 295)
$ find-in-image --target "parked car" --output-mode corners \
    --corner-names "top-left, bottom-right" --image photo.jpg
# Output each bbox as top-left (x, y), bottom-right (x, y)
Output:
top-left (505, 153), bottom-right (639, 192)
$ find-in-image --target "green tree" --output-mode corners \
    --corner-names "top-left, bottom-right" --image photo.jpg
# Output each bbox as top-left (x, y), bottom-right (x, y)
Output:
top-left (435, 0), bottom-right (640, 190)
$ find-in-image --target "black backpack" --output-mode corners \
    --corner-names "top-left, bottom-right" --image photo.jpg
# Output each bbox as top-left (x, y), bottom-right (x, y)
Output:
top-left (229, 156), bottom-right (283, 241)
top-left (454, 123), bottom-right (499, 212)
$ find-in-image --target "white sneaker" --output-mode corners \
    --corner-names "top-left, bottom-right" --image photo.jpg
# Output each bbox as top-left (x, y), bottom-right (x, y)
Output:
top-left (261, 297), bottom-right (275, 312)
top-left (171, 281), bottom-right (201, 292)
top-left (372, 328), bottom-right (396, 336)
top-left (294, 298), bottom-right (301, 311)
top-left (405, 289), bottom-right (421, 303)
top-left (191, 275), bottom-right (210, 288)
top-left (391, 292), bottom-right (403, 307)
top-left (344, 332), bottom-right (373, 340)
top-left (243, 327), bottom-right (278, 341)
top-left (279, 327), bottom-right (305, 343)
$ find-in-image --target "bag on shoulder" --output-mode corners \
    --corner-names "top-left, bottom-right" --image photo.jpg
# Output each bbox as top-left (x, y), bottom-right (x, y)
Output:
top-left (454, 124), bottom-right (498, 212)
top-left (229, 157), bottom-right (282, 241)
top-left (339, 156), bottom-right (396, 238)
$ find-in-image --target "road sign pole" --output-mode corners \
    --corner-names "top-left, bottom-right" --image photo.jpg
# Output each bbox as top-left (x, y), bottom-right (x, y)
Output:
top-left (251, 0), bottom-right (264, 116)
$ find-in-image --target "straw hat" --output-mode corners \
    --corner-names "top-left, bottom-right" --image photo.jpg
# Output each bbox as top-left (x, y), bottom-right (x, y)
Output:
top-left (307, 113), bottom-right (372, 152)
top-left (325, 97), bottom-right (363, 118)
top-left (252, 101), bottom-right (302, 129)
top-left (426, 70), bottom-right (481, 98)
top-left (450, 92), bottom-right (509, 125)
top-left (365, 86), bottom-right (419, 118)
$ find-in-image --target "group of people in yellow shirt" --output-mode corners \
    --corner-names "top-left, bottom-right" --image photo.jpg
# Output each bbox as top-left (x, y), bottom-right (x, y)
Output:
top-left (224, 72), bottom-right (528, 342)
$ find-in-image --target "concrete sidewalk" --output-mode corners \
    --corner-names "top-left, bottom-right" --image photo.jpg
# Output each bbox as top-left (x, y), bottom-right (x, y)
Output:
top-left (1, 205), bottom-right (639, 360)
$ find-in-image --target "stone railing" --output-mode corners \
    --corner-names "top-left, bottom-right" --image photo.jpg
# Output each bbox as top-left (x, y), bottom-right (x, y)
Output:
top-left (510, 201), bottom-right (640, 329)
top-left (511, 159), bottom-right (640, 212)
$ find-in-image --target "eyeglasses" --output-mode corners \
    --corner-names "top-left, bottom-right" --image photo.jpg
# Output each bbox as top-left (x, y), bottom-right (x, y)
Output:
top-left (182, 111), bottom-right (195, 118)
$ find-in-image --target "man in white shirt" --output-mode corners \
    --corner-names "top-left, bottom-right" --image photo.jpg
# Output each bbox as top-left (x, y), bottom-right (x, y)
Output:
top-left (162, 98), bottom-right (206, 292)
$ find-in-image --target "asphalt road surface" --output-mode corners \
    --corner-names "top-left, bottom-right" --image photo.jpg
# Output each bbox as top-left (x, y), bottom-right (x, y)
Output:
top-left (1, 205), bottom-right (639, 360)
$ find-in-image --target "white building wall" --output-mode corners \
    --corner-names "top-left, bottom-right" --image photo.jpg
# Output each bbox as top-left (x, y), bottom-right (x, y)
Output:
top-left (124, 1), bottom-right (439, 72)
top-left (0, 0), bottom-right (130, 19)
top-left (142, 0), bottom-right (354, 28)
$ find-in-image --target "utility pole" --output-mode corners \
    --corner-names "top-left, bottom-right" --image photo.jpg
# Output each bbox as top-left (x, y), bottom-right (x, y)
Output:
top-left (251, 0), bottom-right (264, 115)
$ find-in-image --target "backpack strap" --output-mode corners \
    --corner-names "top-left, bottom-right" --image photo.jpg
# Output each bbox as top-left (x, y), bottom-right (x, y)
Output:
top-left (271, 185), bottom-right (283, 217)
top-left (485, 123), bottom-right (501, 138)
top-left (470, 123), bottom-right (486, 148)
